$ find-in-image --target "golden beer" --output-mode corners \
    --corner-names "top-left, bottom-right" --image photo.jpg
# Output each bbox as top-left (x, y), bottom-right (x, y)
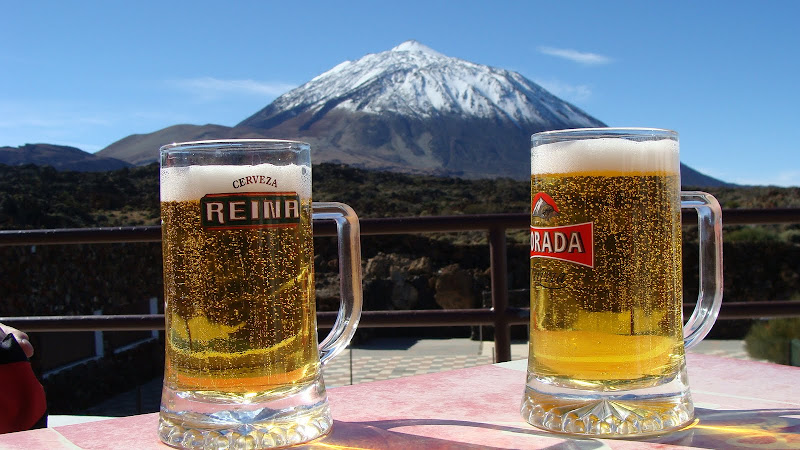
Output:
top-left (529, 171), bottom-right (683, 390)
top-left (158, 140), bottom-right (362, 448)
top-left (523, 128), bottom-right (723, 437)
top-left (161, 197), bottom-right (317, 397)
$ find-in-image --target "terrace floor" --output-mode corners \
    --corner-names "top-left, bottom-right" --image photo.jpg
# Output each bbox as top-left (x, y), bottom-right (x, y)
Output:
top-left (69, 338), bottom-right (757, 420)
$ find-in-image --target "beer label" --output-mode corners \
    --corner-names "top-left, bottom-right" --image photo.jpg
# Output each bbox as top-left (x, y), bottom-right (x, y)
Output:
top-left (530, 192), bottom-right (594, 268)
top-left (200, 192), bottom-right (301, 230)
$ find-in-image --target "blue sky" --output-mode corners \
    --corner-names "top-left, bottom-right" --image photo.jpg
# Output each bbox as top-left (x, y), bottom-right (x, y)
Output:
top-left (2, 1), bottom-right (798, 187)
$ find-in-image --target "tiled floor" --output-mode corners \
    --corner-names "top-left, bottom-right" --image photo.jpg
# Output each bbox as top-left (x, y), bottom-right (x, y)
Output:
top-left (320, 337), bottom-right (528, 387)
top-left (77, 338), bottom-right (758, 418)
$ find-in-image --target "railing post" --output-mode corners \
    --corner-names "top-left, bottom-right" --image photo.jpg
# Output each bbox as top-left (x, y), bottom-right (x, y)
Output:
top-left (489, 226), bottom-right (512, 362)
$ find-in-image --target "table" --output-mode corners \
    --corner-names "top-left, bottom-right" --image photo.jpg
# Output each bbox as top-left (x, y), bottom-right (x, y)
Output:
top-left (1, 353), bottom-right (798, 449)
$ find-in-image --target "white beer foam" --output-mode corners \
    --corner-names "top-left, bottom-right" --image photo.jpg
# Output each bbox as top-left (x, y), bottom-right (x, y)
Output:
top-left (532, 137), bottom-right (679, 174)
top-left (160, 163), bottom-right (312, 202)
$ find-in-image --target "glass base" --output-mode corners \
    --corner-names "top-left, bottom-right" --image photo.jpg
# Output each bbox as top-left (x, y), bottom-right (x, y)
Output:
top-left (521, 367), bottom-right (694, 437)
top-left (158, 377), bottom-right (332, 449)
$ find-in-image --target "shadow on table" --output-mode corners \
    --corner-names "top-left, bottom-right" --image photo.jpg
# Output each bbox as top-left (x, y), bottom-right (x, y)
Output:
top-left (320, 418), bottom-right (616, 449)
top-left (316, 409), bottom-right (800, 449)
top-left (687, 407), bottom-right (800, 449)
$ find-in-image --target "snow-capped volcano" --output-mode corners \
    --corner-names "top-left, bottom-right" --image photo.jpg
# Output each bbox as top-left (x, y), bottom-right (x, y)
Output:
top-left (95, 40), bottom-right (728, 185)
top-left (241, 40), bottom-right (602, 133)
top-left (238, 40), bottom-right (604, 179)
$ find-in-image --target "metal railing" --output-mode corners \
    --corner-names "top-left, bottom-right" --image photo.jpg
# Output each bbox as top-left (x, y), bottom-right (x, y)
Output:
top-left (2, 208), bottom-right (800, 363)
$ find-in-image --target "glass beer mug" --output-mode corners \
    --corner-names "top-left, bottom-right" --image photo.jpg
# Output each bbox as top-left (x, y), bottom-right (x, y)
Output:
top-left (523, 128), bottom-right (723, 437)
top-left (158, 140), bottom-right (362, 448)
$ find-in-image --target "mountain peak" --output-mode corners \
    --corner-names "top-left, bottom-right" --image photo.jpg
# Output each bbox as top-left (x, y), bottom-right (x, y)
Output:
top-left (240, 41), bottom-right (604, 129)
top-left (391, 40), bottom-right (444, 57)
top-left (231, 42), bottom-right (607, 179)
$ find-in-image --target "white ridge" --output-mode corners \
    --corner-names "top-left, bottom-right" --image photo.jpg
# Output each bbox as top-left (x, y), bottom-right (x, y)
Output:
top-left (391, 40), bottom-right (445, 57)
top-left (263, 41), bottom-right (601, 129)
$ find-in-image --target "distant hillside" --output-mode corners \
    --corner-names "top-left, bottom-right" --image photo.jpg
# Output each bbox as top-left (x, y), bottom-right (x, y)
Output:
top-left (0, 144), bottom-right (130, 172)
top-left (680, 163), bottom-right (733, 188)
top-left (97, 124), bottom-right (271, 166)
top-left (97, 125), bottom-right (733, 188)
top-left (0, 162), bottom-right (793, 231)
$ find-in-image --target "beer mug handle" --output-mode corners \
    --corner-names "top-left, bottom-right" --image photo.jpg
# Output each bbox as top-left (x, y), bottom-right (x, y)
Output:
top-left (312, 202), bottom-right (363, 366)
top-left (680, 191), bottom-right (723, 350)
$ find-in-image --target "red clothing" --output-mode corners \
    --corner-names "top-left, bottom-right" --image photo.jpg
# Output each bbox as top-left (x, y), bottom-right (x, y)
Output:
top-left (0, 334), bottom-right (47, 433)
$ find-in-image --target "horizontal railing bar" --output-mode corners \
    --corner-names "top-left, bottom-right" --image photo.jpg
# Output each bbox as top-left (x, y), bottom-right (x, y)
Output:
top-left (356, 209), bottom-right (800, 233)
top-left (318, 307), bottom-right (530, 328)
top-left (704, 301), bottom-right (800, 320)
top-left (0, 309), bottom-right (523, 332)
top-left (4, 301), bottom-right (798, 332)
top-left (0, 226), bottom-right (163, 246)
top-left (709, 208), bottom-right (800, 225)
top-left (0, 215), bottom-right (531, 246)
top-left (0, 208), bottom-right (798, 246)
top-left (357, 214), bottom-right (529, 235)
top-left (0, 315), bottom-right (166, 332)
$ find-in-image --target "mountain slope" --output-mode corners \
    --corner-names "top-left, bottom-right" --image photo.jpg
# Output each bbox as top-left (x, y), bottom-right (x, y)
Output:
top-left (0, 144), bottom-right (131, 172)
top-left (97, 124), bottom-right (271, 165)
top-left (679, 163), bottom-right (730, 188)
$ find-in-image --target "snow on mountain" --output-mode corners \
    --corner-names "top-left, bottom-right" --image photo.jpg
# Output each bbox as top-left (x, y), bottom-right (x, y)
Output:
top-left (240, 40), bottom-right (603, 132)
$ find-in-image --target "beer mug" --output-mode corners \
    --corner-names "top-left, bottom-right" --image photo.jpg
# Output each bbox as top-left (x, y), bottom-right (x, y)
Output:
top-left (157, 140), bottom-right (362, 448)
top-left (523, 128), bottom-right (723, 437)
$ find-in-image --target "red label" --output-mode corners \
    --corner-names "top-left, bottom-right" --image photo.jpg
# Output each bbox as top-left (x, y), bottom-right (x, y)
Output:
top-left (530, 222), bottom-right (594, 268)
